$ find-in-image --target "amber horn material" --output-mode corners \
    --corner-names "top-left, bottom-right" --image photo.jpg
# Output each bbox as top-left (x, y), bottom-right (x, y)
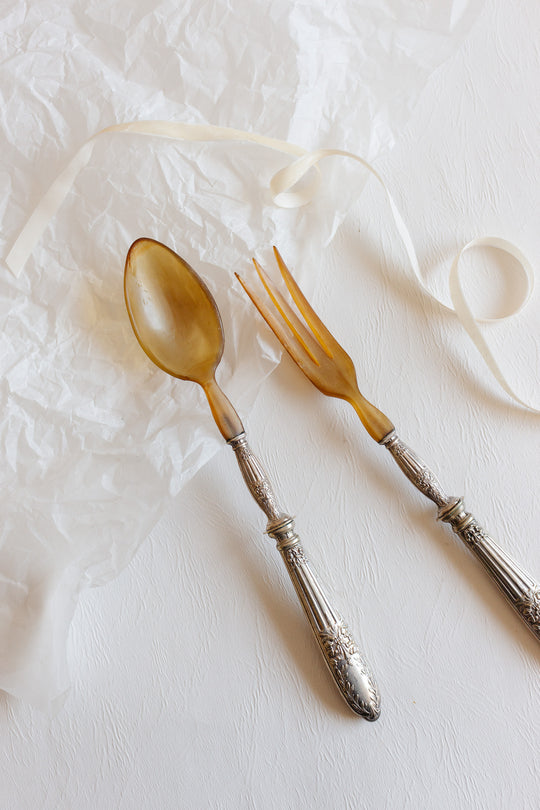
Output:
top-left (235, 247), bottom-right (394, 442)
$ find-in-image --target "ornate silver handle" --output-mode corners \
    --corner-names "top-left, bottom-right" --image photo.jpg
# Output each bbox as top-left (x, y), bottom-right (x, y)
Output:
top-left (228, 433), bottom-right (381, 720)
top-left (381, 430), bottom-right (540, 641)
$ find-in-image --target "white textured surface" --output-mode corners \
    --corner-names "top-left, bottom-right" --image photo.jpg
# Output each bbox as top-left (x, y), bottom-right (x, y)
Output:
top-left (2, 1), bottom-right (540, 808)
top-left (0, 0), bottom-right (475, 708)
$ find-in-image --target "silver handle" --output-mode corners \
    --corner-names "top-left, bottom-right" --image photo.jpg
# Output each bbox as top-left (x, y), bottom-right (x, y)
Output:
top-left (228, 432), bottom-right (381, 720)
top-left (381, 430), bottom-right (540, 641)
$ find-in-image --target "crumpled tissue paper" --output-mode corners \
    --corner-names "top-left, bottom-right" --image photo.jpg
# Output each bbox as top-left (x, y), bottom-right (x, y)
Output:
top-left (0, 0), bottom-right (482, 708)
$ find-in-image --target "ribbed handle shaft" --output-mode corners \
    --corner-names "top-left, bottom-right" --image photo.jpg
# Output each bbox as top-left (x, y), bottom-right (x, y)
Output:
top-left (439, 500), bottom-right (540, 641)
top-left (381, 430), bottom-right (540, 641)
top-left (228, 432), bottom-right (381, 720)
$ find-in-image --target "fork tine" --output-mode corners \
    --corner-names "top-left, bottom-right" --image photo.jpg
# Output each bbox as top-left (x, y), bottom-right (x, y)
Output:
top-left (251, 258), bottom-right (326, 365)
top-left (234, 272), bottom-right (321, 369)
top-left (273, 246), bottom-right (342, 359)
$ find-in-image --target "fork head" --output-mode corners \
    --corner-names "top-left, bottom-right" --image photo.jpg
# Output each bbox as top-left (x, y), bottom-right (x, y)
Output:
top-left (236, 247), bottom-right (394, 442)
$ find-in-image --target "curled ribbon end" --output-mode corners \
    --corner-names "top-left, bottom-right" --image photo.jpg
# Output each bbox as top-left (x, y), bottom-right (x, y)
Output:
top-left (269, 154), bottom-right (324, 208)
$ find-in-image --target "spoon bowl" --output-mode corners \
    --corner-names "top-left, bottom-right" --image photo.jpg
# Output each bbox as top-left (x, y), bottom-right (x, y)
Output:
top-left (124, 238), bottom-right (224, 383)
top-left (124, 237), bottom-right (243, 439)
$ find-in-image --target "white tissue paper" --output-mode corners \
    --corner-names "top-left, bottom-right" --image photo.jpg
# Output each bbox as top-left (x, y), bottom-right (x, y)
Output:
top-left (0, 0), bottom-right (482, 708)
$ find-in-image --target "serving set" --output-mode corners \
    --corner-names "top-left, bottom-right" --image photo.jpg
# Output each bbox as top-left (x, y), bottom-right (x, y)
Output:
top-left (124, 237), bottom-right (539, 721)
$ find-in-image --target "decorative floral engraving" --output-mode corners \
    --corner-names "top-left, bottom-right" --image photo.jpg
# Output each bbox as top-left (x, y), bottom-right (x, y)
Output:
top-left (232, 438), bottom-right (283, 521)
top-left (460, 523), bottom-right (487, 548)
top-left (251, 480), bottom-right (280, 516)
top-left (517, 588), bottom-right (540, 629)
top-left (318, 622), bottom-right (381, 721)
top-left (386, 436), bottom-right (447, 507)
top-left (284, 546), bottom-right (308, 567)
top-left (415, 469), bottom-right (448, 506)
top-left (319, 622), bottom-right (359, 661)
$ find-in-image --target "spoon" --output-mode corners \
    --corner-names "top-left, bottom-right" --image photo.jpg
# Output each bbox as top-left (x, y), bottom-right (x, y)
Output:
top-left (124, 237), bottom-right (381, 720)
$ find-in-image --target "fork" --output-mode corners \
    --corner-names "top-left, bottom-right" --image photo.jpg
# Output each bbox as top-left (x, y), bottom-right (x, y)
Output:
top-left (236, 247), bottom-right (540, 643)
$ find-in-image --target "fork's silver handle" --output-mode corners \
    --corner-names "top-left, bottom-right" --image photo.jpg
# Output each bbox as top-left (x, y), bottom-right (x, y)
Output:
top-left (381, 430), bottom-right (540, 641)
top-left (228, 432), bottom-right (381, 720)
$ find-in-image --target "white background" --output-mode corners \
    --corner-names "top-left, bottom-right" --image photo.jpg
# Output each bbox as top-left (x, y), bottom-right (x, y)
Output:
top-left (2, 1), bottom-right (540, 808)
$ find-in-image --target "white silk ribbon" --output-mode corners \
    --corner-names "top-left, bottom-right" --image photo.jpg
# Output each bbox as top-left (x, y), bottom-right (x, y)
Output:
top-left (5, 121), bottom-right (538, 413)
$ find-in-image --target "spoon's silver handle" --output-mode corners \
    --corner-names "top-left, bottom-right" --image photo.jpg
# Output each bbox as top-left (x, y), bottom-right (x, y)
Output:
top-left (381, 430), bottom-right (540, 641)
top-left (228, 432), bottom-right (381, 720)
top-left (275, 530), bottom-right (381, 720)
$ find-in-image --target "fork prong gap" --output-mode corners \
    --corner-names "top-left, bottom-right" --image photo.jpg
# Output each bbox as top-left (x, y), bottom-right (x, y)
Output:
top-left (252, 259), bottom-right (322, 367)
top-left (272, 246), bottom-right (340, 360)
top-left (235, 272), bottom-right (319, 369)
